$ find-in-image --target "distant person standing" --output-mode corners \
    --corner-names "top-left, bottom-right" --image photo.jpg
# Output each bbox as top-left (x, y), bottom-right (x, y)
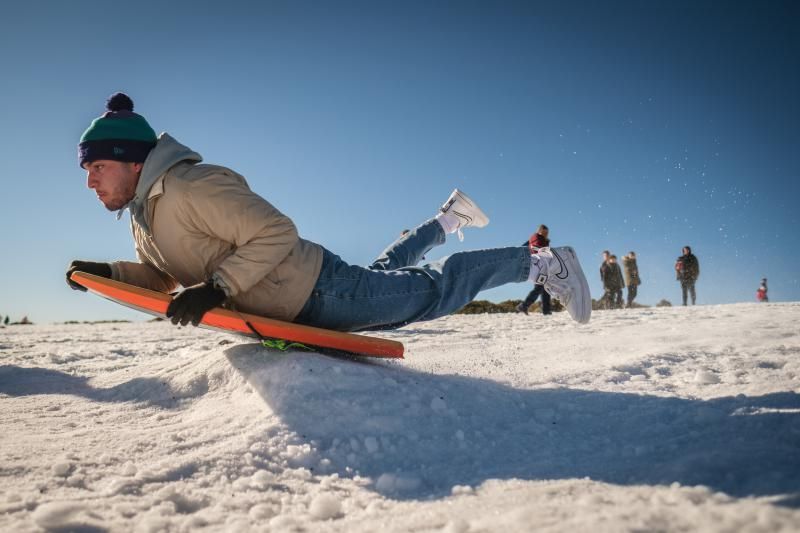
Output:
top-left (675, 246), bottom-right (700, 306)
top-left (757, 278), bottom-right (769, 302)
top-left (622, 251), bottom-right (641, 308)
top-left (599, 250), bottom-right (611, 309)
top-left (517, 225), bottom-right (552, 315)
top-left (603, 255), bottom-right (625, 309)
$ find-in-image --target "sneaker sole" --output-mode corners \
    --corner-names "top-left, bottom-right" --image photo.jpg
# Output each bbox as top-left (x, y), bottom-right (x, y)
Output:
top-left (555, 246), bottom-right (592, 324)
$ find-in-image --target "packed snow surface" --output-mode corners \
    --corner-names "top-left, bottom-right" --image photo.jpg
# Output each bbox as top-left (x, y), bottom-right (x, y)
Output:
top-left (1, 303), bottom-right (799, 532)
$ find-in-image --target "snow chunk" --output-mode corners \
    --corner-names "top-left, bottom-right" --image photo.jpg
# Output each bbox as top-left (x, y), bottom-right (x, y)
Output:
top-left (250, 469), bottom-right (273, 490)
top-left (308, 494), bottom-right (342, 520)
top-left (694, 369), bottom-right (721, 384)
top-left (451, 485), bottom-right (474, 495)
top-left (122, 461), bottom-right (137, 477)
top-left (52, 461), bottom-right (72, 477)
top-left (248, 503), bottom-right (278, 520)
top-left (443, 519), bottom-right (471, 533)
top-left (32, 502), bottom-right (103, 531)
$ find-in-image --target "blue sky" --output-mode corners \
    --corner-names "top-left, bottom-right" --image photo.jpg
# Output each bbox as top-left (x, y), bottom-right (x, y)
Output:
top-left (1, 0), bottom-right (798, 323)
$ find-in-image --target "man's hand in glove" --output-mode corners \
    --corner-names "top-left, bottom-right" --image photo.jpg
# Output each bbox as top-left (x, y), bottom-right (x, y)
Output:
top-left (66, 260), bottom-right (112, 291)
top-left (166, 280), bottom-right (227, 327)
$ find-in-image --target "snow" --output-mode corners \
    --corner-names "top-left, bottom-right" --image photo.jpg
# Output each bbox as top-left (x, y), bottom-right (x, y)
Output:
top-left (1, 302), bottom-right (799, 532)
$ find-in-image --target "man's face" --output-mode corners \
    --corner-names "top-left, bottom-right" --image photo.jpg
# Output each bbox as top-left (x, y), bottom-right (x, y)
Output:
top-left (540, 228), bottom-right (549, 239)
top-left (602, 252), bottom-right (609, 261)
top-left (682, 247), bottom-right (690, 255)
top-left (85, 160), bottom-right (142, 211)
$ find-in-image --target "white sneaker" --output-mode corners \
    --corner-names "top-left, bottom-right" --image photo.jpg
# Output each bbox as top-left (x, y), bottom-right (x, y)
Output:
top-left (534, 246), bottom-right (591, 324)
top-left (440, 189), bottom-right (489, 241)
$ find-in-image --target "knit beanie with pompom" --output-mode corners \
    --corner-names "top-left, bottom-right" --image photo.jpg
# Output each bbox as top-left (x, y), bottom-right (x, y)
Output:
top-left (78, 93), bottom-right (157, 168)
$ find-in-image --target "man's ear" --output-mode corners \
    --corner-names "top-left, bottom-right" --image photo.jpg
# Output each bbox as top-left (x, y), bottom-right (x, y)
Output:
top-left (132, 162), bottom-right (144, 174)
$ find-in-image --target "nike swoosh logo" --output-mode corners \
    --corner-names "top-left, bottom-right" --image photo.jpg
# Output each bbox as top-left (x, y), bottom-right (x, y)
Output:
top-left (552, 249), bottom-right (569, 280)
top-left (452, 209), bottom-right (473, 225)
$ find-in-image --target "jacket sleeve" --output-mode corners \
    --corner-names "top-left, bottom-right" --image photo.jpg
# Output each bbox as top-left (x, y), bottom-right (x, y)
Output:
top-left (184, 171), bottom-right (299, 297)
top-left (110, 257), bottom-right (179, 293)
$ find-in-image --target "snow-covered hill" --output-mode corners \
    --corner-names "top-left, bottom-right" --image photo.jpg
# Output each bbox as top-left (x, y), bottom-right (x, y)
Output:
top-left (1, 303), bottom-right (799, 532)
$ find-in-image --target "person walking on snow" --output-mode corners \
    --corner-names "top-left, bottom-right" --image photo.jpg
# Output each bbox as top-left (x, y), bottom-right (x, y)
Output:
top-left (675, 246), bottom-right (700, 306)
top-left (66, 93), bottom-right (592, 331)
top-left (622, 251), bottom-right (641, 308)
top-left (602, 254), bottom-right (625, 309)
top-left (599, 250), bottom-right (611, 309)
top-left (516, 225), bottom-right (552, 316)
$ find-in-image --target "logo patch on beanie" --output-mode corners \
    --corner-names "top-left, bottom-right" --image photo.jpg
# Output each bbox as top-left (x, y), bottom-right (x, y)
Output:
top-left (113, 147), bottom-right (126, 155)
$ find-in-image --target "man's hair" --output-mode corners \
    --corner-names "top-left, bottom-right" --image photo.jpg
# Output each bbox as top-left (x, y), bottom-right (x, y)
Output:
top-left (610, 254), bottom-right (617, 259)
top-left (602, 250), bottom-right (610, 255)
top-left (537, 224), bottom-right (549, 232)
top-left (629, 251), bottom-right (636, 256)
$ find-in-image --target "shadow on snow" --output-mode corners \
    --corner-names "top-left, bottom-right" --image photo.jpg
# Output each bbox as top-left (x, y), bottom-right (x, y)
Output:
top-left (0, 365), bottom-right (200, 408)
top-left (224, 344), bottom-right (800, 504)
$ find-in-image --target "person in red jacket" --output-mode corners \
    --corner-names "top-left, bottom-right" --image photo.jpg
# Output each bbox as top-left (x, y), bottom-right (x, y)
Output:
top-left (756, 278), bottom-right (768, 302)
top-left (516, 225), bottom-right (552, 315)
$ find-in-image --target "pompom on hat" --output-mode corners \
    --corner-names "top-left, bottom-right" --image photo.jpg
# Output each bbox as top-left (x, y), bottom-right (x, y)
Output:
top-left (78, 93), bottom-right (157, 168)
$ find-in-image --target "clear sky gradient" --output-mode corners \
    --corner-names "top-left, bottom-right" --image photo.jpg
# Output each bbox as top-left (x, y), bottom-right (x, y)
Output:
top-left (1, 0), bottom-right (798, 323)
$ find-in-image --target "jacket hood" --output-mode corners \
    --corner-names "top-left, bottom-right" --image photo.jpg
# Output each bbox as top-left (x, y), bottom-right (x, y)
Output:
top-left (121, 133), bottom-right (202, 233)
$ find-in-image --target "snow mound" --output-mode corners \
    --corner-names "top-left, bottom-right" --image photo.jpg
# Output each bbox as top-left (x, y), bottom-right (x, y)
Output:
top-left (1, 304), bottom-right (799, 532)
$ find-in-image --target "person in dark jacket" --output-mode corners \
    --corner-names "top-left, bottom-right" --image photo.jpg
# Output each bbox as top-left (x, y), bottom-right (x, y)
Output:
top-left (599, 250), bottom-right (611, 309)
top-left (517, 225), bottom-right (552, 315)
top-left (622, 251), bottom-right (641, 308)
top-left (603, 255), bottom-right (625, 309)
top-left (675, 246), bottom-right (700, 305)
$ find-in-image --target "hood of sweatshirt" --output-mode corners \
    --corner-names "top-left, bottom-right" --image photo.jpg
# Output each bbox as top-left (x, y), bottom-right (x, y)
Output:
top-left (119, 133), bottom-right (202, 234)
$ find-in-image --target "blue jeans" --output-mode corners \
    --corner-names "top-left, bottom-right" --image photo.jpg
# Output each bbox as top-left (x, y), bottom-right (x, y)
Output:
top-left (294, 219), bottom-right (531, 331)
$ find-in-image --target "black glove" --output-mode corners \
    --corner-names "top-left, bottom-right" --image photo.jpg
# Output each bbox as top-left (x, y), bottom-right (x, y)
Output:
top-left (166, 280), bottom-right (226, 327)
top-left (66, 260), bottom-right (112, 291)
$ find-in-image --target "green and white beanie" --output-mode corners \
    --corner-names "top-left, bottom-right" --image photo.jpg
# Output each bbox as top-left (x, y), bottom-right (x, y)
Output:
top-left (78, 93), bottom-right (157, 168)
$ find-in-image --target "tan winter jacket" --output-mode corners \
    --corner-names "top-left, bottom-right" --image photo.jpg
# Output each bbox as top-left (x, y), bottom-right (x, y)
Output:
top-left (109, 134), bottom-right (323, 321)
